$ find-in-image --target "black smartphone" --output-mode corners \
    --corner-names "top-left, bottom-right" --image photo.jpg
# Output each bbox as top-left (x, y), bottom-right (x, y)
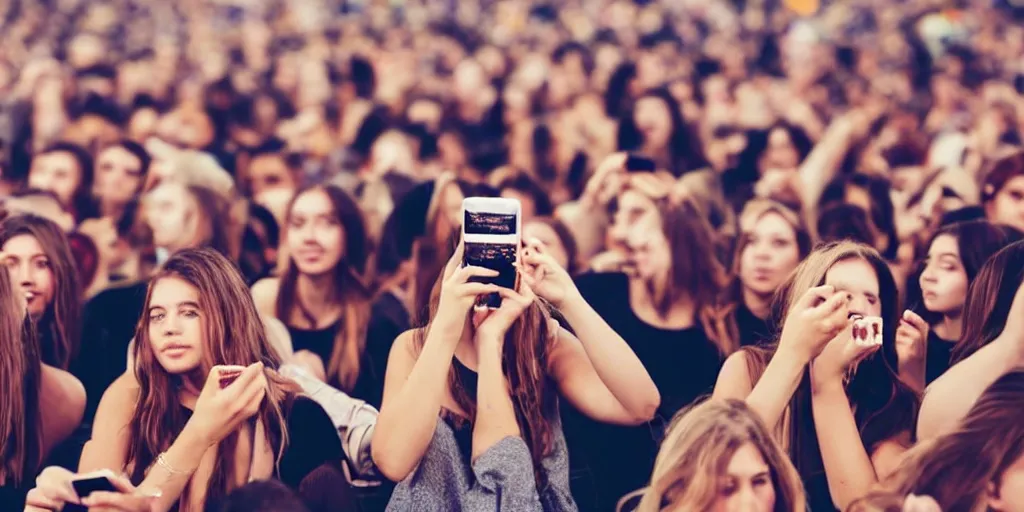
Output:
top-left (65, 470), bottom-right (121, 512)
top-left (462, 198), bottom-right (521, 309)
top-left (625, 154), bottom-right (656, 173)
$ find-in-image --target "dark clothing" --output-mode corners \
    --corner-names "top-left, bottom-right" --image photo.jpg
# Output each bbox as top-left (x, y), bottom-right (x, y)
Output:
top-left (926, 329), bottom-right (956, 385)
top-left (736, 303), bottom-right (773, 347)
top-left (565, 272), bottom-right (723, 511)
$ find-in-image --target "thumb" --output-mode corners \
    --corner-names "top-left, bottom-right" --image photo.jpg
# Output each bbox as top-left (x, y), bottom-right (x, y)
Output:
top-left (902, 309), bottom-right (929, 332)
top-left (798, 285), bottom-right (835, 312)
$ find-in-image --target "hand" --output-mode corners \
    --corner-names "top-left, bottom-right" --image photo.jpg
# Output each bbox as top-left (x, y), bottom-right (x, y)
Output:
top-left (896, 310), bottom-right (929, 370)
top-left (291, 350), bottom-right (327, 382)
top-left (580, 152), bottom-right (627, 209)
top-left (777, 285), bottom-right (851, 362)
top-left (187, 363), bottom-right (268, 447)
top-left (475, 284), bottom-right (536, 353)
top-left (519, 239), bottom-right (579, 308)
top-left (24, 467), bottom-right (159, 512)
top-left (433, 240), bottom-right (503, 331)
top-left (811, 316), bottom-right (884, 388)
top-left (903, 494), bottom-right (942, 512)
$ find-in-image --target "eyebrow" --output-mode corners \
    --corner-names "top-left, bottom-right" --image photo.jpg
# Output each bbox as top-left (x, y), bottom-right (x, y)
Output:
top-left (148, 301), bottom-right (201, 312)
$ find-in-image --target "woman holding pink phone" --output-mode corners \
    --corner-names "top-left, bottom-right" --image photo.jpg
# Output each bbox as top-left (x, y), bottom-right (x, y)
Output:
top-left (25, 248), bottom-right (346, 512)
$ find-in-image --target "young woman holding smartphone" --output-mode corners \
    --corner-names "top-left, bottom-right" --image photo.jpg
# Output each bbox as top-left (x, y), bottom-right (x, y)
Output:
top-left (26, 248), bottom-right (344, 512)
top-left (372, 236), bottom-right (660, 510)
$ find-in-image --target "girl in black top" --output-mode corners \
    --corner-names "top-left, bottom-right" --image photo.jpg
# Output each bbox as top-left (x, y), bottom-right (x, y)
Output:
top-left (570, 187), bottom-right (728, 511)
top-left (252, 184), bottom-right (382, 405)
top-left (913, 221), bottom-right (1022, 386)
top-left (710, 200), bottom-right (811, 353)
top-left (25, 248), bottom-right (343, 512)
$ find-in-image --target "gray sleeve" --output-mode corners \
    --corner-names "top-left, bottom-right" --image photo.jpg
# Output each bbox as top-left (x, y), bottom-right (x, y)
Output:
top-left (465, 436), bottom-right (544, 512)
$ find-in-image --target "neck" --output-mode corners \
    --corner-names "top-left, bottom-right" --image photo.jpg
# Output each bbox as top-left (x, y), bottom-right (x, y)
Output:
top-left (179, 374), bottom-right (204, 409)
top-left (100, 200), bottom-right (126, 220)
top-left (296, 272), bottom-right (337, 318)
top-left (741, 287), bottom-right (772, 320)
top-left (934, 313), bottom-right (963, 342)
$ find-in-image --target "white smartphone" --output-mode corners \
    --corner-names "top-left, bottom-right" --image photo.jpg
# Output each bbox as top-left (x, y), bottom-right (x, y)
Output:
top-left (461, 197), bottom-right (521, 309)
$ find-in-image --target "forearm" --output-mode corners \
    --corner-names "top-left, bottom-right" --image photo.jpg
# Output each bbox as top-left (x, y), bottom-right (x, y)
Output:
top-left (811, 380), bottom-right (877, 510)
top-left (136, 423), bottom-right (212, 512)
top-left (559, 294), bottom-right (660, 420)
top-left (746, 348), bottom-right (807, 429)
top-left (472, 343), bottom-right (521, 462)
top-left (899, 361), bottom-right (927, 395)
top-left (798, 122), bottom-right (854, 212)
top-left (373, 324), bottom-right (459, 480)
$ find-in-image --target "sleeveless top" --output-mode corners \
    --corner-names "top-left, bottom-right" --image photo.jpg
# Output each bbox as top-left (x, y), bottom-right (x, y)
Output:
top-left (386, 358), bottom-right (577, 512)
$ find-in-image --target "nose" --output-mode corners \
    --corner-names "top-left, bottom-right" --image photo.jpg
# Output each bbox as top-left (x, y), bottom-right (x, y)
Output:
top-left (920, 266), bottom-right (937, 284)
top-left (751, 241), bottom-right (772, 261)
top-left (14, 262), bottom-right (33, 287)
top-left (732, 486), bottom-right (760, 511)
top-left (163, 313), bottom-right (183, 336)
top-left (847, 295), bottom-right (871, 318)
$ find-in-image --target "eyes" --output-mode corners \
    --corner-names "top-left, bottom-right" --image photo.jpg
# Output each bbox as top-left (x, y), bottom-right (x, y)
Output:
top-left (288, 214), bottom-right (340, 230)
top-left (149, 308), bottom-right (200, 323)
top-left (718, 474), bottom-right (772, 497)
top-left (3, 257), bottom-right (51, 270)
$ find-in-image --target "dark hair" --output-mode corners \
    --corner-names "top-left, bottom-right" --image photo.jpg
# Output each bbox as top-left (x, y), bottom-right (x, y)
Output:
top-left (819, 174), bottom-right (900, 260)
top-left (0, 214), bottom-right (83, 370)
top-left (212, 479), bottom-right (310, 512)
top-left (952, 240), bottom-right (1024, 364)
top-left (100, 139), bottom-right (152, 177)
top-left (738, 123), bottom-right (814, 178)
top-left (604, 62), bottom-right (637, 118)
top-left (552, 41), bottom-right (594, 75)
top-left (816, 204), bottom-right (875, 247)
top-left (186, 185), bottom-right (233, 258)
top-left (33, 142), bottom-right (96, 221)
top-left (67, 231), bottom-right (99, 292)
top-left (617, 88), bottom-right (707, 176)
top-left (276, 185), bottom-right (371, 390)
top-left (0, 266), bottom-right (42, 486)
top-left (498, 173), bottom-right (553, 217)
top-left (981, 149), bottom-right (1024, 203)
top-left (910, 222), bottom-right (1023, 324)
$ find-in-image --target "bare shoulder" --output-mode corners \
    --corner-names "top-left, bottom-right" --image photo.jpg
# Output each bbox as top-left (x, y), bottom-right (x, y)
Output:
top-left (871, 432), bottom-right (913, 479)
top-left (251, 277), bottom-right (281, 316)
top-left (713, 350), bottom-right (755, 400)
top-left (95, 372), bottom-right (141, 422)
top-left (391, 328), bottom-right (422, 360)
top-left (39, 365), bottom-right (86, 450)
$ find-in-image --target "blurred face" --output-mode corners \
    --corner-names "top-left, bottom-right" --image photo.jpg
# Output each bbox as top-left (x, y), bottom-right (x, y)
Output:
top-left (627, 223), bottom-right (671, 283)
top-left (501, 189), bottom-right (536, 222)
top-left (991, 451), bottom-right (1024, 512)
top-left (28, 151), bottom-right (82, 207)
top-left (740, 213), bottom-right (802, 297)
top-left (634, 96), bottom-right (673, 150)
top-left (825, 258), bottom-right (882, 319)
top-left (2, 234), bottom-right (55, 319)
top-left (610, 190), bottom-right (659, 251)
top-left (248, 154), bottom-right (297, 197)
top-left (919, 234), bottom-right (968, 317)
top-left (703, 443), bottom-right (776, 512)
top-left (128, 108), bottom-right (159, 142)
top-left (287, 189), bottom-right (344, 277)
top-left (523, 221), bottom-right (569, 271)
top-left (705, 126), bottom-right (746, 172)
top-left (762, 127), bottom-right (800, 172)
top-left (435, 182), bottom-right (465, 244)
top-left (3, 195), bottom-right (74, 232)
top-left (146, 182), bottom-right (196, 251)
top-left (987, 176), bottom-right (1024, 233)
top-left (147, 276), bottom-right (205, 375)
top-left (94, 146), bottom-right (144, 208)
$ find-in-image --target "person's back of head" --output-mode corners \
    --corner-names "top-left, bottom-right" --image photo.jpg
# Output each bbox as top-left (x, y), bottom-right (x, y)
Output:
top-left (210, 479), bottom-right (309, 512)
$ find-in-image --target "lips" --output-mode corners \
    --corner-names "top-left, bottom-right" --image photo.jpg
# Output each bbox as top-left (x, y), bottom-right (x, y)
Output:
top-left (162, 343), bottom-right (192, 355)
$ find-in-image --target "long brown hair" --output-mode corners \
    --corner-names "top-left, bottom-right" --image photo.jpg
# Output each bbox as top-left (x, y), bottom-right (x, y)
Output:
top-left (625, 399), bottom-right (805, 512)
top-left (951, 240), bottom-right (1024, 364)
top-left (880, 370), bottom-right (1024, 510)
top-left (743, 242), bottom-right (918, 493)
top-left (0, 214), bottom-right (82, 369)
top-left (710, 200), bottom-right (812, 354)
top-left (128, 248), bottom-right (298, 507)
top-left (415, 236), bottom-right (559, 490)
top-left (0, 267), bottom-right (42, 486)
top-left (275, 184), bottom-right (371, 391)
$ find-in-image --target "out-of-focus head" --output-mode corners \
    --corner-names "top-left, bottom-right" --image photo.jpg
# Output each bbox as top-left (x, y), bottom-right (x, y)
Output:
top-left (735, 200), bottom-right (811, 298)
top-left (952, 240), bottom-right (1024, 364)
top-left (983, 150), bottom-right (1024, 233)
top-left (283, 185), bottom-right (368, 278)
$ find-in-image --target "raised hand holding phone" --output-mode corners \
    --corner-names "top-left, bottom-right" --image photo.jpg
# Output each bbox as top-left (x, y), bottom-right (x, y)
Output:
top-left (461, 197), bottom-right (521, 309)
top-left (432, 240), bottom-right (503, 333)
top-left (187, 363), bottom-right (267, 447)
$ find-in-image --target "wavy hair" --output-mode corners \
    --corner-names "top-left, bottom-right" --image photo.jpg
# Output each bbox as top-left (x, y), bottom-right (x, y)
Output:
top-left (127, 248), bottom-right (299, 507)
top-left (0, 214), bottom-right (82, 369)
top-left (624, 399), bottom-right (805, 512)
top-left (951, 240), bottom-right (1024, 364)
top-left (0, 267), bottom-right (42, 486)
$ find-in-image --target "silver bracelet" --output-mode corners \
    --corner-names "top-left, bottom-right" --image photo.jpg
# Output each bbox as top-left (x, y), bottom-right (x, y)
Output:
top-left (156, 452), bottom-right (190, 476)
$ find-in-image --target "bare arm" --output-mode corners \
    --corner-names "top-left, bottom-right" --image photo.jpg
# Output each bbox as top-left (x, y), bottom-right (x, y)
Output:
top-left (713, 348), bottom-right (809, 431)
top-left (79, 373), bottom-right (138, 473)
top-left (371, 327), bottom-right (460, 482)
top-left (472, 338), bottom-right (522, 461)
top-left (550, 292), bottom-right (660, 425)
top-left (798, 117), bottom-right (857, 219)
top-left (38, 365), bottom-right (86, 458)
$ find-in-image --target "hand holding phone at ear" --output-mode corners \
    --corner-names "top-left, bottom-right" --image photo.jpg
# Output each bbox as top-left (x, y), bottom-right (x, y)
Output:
top-left (188, 363), bottom-right (268, 447)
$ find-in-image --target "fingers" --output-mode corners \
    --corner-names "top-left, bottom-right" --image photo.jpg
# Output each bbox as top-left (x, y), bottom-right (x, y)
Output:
top-left (817, 293), bottom-right (851, 332)
top-left (443, 239), bottom-right (465, 279)
top-left (24, 487), bottom-right (73, 509)
top-left (220, 362), bottom-right (264, 397)
top-left (459, 283), bottom-right (503, 298)
top-left (901, 309), bottom-right (929, 333)
top-left (450, 265), bottom-right (499, 284)
top-left (81, 490), bottom-right (157, 510)
top-left (800, 285), bottom-right (836, 310)
top-left (108, 474), bottom-right (138, 494)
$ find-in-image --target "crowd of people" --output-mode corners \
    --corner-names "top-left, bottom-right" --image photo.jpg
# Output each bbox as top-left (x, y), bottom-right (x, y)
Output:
top-left (1, 0), bottom-right (1024, 510)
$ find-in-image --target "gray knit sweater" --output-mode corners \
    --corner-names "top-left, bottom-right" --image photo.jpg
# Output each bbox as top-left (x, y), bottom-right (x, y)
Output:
top-left (385, 416), bottom-right (578, 512)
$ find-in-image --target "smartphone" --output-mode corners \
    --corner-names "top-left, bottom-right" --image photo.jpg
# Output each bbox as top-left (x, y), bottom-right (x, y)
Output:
top-left (461, 197), bottom-right (521, 309)
top-left (64, 469), bottom-right (121, 511)
top-left (625, 154), bottom-right (656, 173)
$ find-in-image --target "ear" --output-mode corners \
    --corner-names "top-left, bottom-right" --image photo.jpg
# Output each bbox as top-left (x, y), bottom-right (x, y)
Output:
top-left (986, 479), bottom-right (1004, 511)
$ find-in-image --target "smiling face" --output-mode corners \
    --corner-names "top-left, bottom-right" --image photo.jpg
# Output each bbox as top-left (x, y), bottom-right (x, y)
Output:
top-left (94, 145), bottom-right (144, 208)
top-left (920, 234), bottom-right (969, 317)
top-left (740, 212), bottom-right (802, 297)
top-left (703, 443), bottom-right (776, 512)
top-left (147, 276), bottom-right (205, 375)
top-left (1, 234), bottom-right (55, 319)
top-left (286, 188), bottom-right (345, 277)
top-left (28, 151), bottom-right (82, 207)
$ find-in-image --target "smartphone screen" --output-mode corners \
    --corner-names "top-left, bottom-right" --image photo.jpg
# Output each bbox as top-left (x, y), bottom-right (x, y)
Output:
top-left (625, 154), bottom-right (656, 173)
top-left (462, 198), bottom-right (521, 309)
top-left (65, 471), bottom-right (120, 511)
